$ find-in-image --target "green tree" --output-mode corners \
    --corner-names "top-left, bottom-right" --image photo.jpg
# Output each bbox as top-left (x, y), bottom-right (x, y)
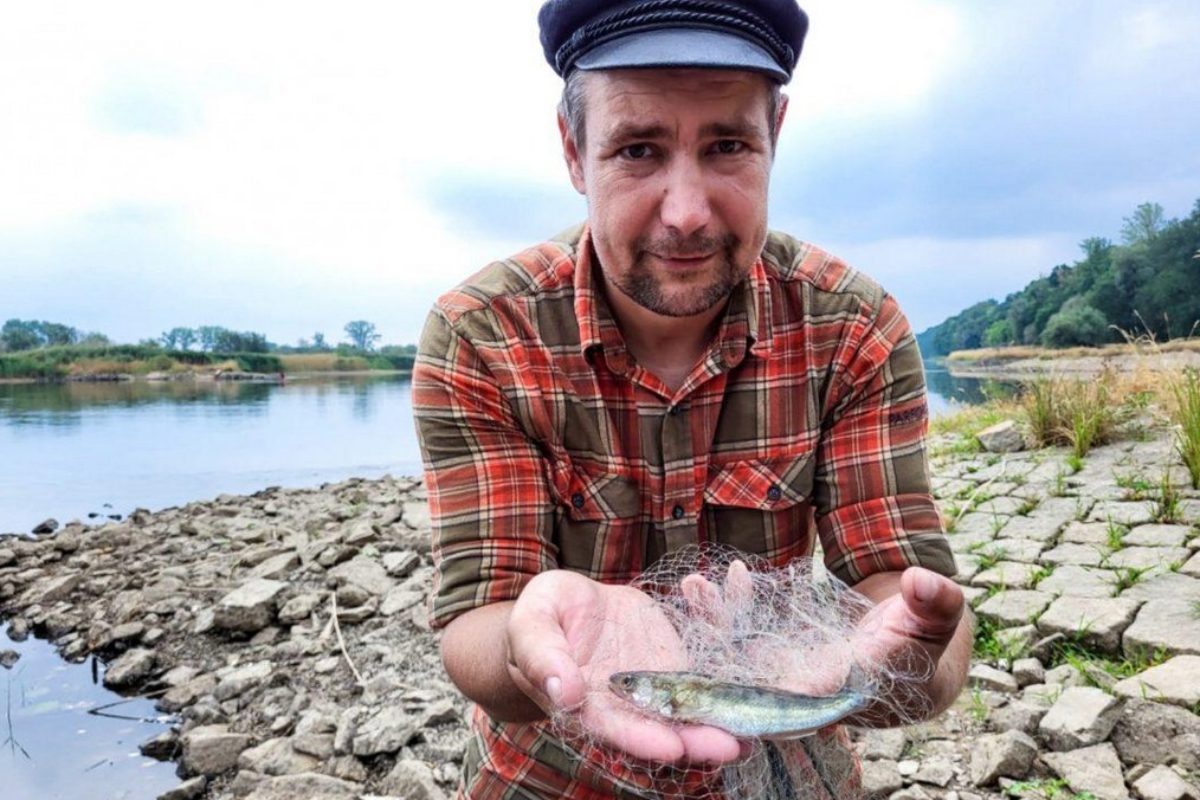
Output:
top-left (1, 319), bottom-right (43, 351)
top-left (176, 328), bottom-right (197, 351)
top-left (197, 325), bottom-right (222, 352)
top-left (312, 332), bottom-right (328, 350)
top-left (1041, 303), bottom-right (1109, 348)
top-left (983, 319), bottom-right (1013, 347)
top-left (40, 322), bottom-right (78, 346)
top-left (1120, 202), bottom-right (1165, 245)
top-left (344, 320), bottom-right (381, 352)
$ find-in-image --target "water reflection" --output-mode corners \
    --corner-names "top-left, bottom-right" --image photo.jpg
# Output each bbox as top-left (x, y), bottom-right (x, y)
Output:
top-left (924, 360), bottom-right (1017, 417)
top-left (0, 374), bottom-right (421, 535)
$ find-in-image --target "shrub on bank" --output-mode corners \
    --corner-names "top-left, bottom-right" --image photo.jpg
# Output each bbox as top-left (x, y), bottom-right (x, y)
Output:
top-left (0, 345), bottom-right (282, 379)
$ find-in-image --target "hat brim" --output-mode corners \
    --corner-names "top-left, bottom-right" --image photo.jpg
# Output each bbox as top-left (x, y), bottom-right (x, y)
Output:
top-left (573, 28), bottom-right (789, 83)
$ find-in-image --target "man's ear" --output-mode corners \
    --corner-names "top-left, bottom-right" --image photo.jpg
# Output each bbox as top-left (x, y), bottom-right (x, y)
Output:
top-left (774, 92), bottom-right (789, 148)
top-left (558, 112), bottom-right (587, 195)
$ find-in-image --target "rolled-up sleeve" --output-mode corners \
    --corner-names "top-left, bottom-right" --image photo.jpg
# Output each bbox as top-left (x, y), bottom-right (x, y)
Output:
top-left (813, 293), bottom-right (956, 585)
top-left (412, 308), bottom-right (558, 629)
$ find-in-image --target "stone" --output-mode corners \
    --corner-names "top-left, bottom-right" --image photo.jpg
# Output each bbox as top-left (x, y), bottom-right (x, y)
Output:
top-left (158, 673), bottom-right (217, 712)
top-left (1045, 664), bottom-right (1088, 688)
top-left (1037, 686), bottom-right (1123, 750)
top-left (1041, 543), bottom-right (1106, 567)
top-left (1123, 600), bottom-right (1200, 657)
top-left (291, 733), bottom-right (335, 760)
top-left (243, 773), bottom-right (361, 800)
top-left (213, 578), bottom-right (286, 634)
top-left (237, 737), bottom-right (320, 776)
top-left (1089, 501), bottom-right (1158, 526)
top-left (382, 550), bottom-right (420, 578)
top-left (1107, 546), bottom-right (1192, 571)
top-left (250, 552), bottom-right (300, 580)
top-left (1112, 656), bottom-right (1200, 708)
top-left (861, 759), bottom-right (903, 799)
top-left (140, 730), bottom-right (180, 761)
top-left (911, 757), bottom-right (955, 787)
top-left (34, 573), bottom-right (82, 603)
top-left (157, 777), bottom-right (207, 800)
top-left (1121, 573), bottom-right (1200, 603)
top-left (975, 590), bottom-right (1054, 627)
top-left (214, 660), bottom-right (274, 702)
top-left (1124, 524), bottom-right (1192, 547)
top-left (1021, 683), bottom-right (1062, 707)
top-left (1061, 522), bottom-right (1113, 545)
top-left (968, 730), bottom-right (1037, 787)
top-left (180, 724), bottom-right (254, 776)
top-left (1132, 765), bottom-right (1196, 800)
top-left (972, 562), bottom-right (1044, 590)
top-left (1110, 698), bottom-right (1200, 770)
top-left (969, 663), bottom-right (1019, 693)
top-left (1042, 743), bottom-right (1130, 800)
top-left (858, 728), bottom-right (907, 760)
top-left (381, 588), bottom-right (424, 616)
top-left (975, 497), bottom-right (1030, 517)
top-left (0, 547), bottom-right (15, 567)
top-left (352, 707), bottom-right (421, 756)
top-left (1036, 596), bottom-right (1142, 653)
top-left (1011, 658), bottom-right (1045, 687)
top-left (32, 518), bottom-right (59, 534)
top-left (997, 516), bottom-right (1062, 542)
top-left (103, 647), bottom-right (157, 688)
top-left (278, 592), bottom-right (323, 624)
top-left (1036, 565), bottom-right (1117, 598)
top-left (402, 501), bottom-right (431, 530)
top-left (1182, 551), bottom-right (1200, 578)
top-left (0, 649), bottom-right (19, 669)
top-left (897, 759), bottom-right (919, 777)
top-left (988, 700), bottom-right (1046, 736)
top-left (379, 759), bottom-right (447, 800)
top-left (328, 557), bottom-right (394, 596)
top-left (977, 421), bottom-right (1025, 453)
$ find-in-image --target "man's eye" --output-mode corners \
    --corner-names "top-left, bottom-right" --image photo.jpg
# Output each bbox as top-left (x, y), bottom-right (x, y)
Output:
top-left (713, 140), bottom-right (745, 155)
top-left (620, 144), bottom-right (654, 160)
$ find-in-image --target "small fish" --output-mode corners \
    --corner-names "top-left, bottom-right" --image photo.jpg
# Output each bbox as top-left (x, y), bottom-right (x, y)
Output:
top-left (609, 663), bottom-right (871, 739)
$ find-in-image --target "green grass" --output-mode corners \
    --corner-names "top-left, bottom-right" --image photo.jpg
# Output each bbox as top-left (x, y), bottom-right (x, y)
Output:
top-left (0, 344), bottom-right (284, 378)
top-left (1004, 777), bottom-right (1095, 800)
top-left (973, 614), bottom-right (1028, 662)
top-left (1172, 368), bottom-right (1200, 490)
top-left (1030, 564), bottom-right (1055, 588)
top-left (1047, 637), bottom-right (1170, 684)
top-left (967, 687), bottom-right (990, 723)
top-left (1157, 469), bottom-right (1180, 523)
top-left (1066, 453), bottom-right (1084, 474)
top-left (1105, 520), bottom-right (1126, 551)
top-left (1111, 566), bottom-right (1152, 595)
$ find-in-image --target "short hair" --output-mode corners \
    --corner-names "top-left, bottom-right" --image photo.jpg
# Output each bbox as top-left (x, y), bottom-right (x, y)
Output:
top-left (558, 70), bottom-right (784, 154)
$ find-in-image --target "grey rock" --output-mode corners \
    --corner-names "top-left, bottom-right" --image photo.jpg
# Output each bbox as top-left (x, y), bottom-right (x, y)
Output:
top-left (1041, 543), bottom-right (1106, 567)
top-left (103, 647), bottom-right (157, 688)
top-left (988, 700), bottom-right (1047, 736)
top-left (277, 592), bottom-right (323, 624)
top-left (997, 516), bottom-right (1063, 542)
top-left (977, 421), bottom-right (1025, 453)
top-left (382, 550), bottom-right (420, 578)
top-left (1110, 698), bottom-right (1200, 770)
top-left (328, 556), bottom-right (394, 597)
top-left (158, 674), bottom-right (217, 713)
top-left (1107, 546), bottom-right (1192, 572)
top-left (1090, 501), bottom-right (1158, 526)
top-left (1123, 599), bottom-right (1200, 657)
top-left (969, 730), bottom-right (1037, 787)
top-left (974, 561), bottom-right (1043, 590)
top-left (1011, 658), bottom-right (1045, 687)
top-left (212, 578), bottom-right (286, 634)
top-left (243, 773), bottom-right (361, 800)
top-left (1121, 573), bottom-right (1200, 603)
top-left (156, 777), bottom-right (207, 800)
top-left (32, 518), bottom-right (59, 534)
top-left (1124, 525), bottom-right (1192, 547)
top-left (1042, 743), bottom-right (1130, 800)
top-left (911, 757), bottom-right (954, 787)
top-left (237, 737), bottom-right (320, 776)
top-left (1061, 522), bottom-right (1113, 545)
top-left (291, 733), bottom-right (335, 760)
top-left (0, 547), bottom-right (15, 567)
top-left (35, 573), bottom-right (82, 603)
top-left (214, 660), bottom-right (273, 702)
top-left (180, 724), bottom-right (254, 777)
top-left (862, 759), bottom-right (903, 799)
top-left (969, 663), bottom-right (1019, 693)
top-left (379, 759), bottom-right (447, 800)
top-left (976, 590), bottom-right (1054, 627)
top-left (402, 501), bottom-right (431, 530)
top-left (140, 730), bottom-right (180, 760)
top-left (1037, 596), bottom-right (1142, 653)
top-left (1112, 656), bottom-right (1200, 708)
top-left (1036, 564), bottom-right (1117, 598)
top-left (1045, 664), bottom-right (1088, 687)
top-left (1132, 765), bottom-right (1196, 800)
top-left (897, 759), bottom-right (919, 777)
top-left (0, 649), bottom-right (19, 669)
top-left (976, 497), bottom-right (1030, 517)
top-left (381, 588), bottom-right (424, 616)
top-left (352, 707), bottom-right (421, 756)
top-left (1182, 551), bottom-right (1200, 578)
top-left (1038, 686), bottom-right (1123, 750)
top-left (858, 728), bottom-right (907, 760)
top-left (250, 552), bottom-right (300, 580)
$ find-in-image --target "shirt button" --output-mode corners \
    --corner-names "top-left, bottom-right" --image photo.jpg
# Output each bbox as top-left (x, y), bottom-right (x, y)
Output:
top-left (767, 485), bottom-right (783, 502)
top-left (672, 504), bottom-right (685, 520)
top-left (571, 492), bottom-right (585, 510)
top-left (668, 405), bottom-right (679, 416)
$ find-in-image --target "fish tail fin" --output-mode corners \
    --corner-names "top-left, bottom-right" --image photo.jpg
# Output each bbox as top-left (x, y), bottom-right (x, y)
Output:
top-left (843, 659), bottom-right (870, 692)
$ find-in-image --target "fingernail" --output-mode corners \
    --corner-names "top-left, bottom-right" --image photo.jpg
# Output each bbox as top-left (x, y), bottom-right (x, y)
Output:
top-left (544, 676), bottom-right (562, 706)
top-left (913, 570), bottom-right (938, 603)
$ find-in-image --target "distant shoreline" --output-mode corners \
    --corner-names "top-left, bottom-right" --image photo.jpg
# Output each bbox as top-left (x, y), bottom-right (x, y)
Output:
top-left (0, 369), bottom-right (412, 386)
top-left (945, 341), bottom-right (1200, 379)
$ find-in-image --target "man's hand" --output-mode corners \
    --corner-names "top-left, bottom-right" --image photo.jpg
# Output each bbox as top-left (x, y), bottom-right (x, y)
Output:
top-left (505, 569), bottom-right (743, 764)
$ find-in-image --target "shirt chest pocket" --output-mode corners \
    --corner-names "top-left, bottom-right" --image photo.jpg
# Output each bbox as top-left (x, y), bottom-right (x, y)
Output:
top-left (703, 449), bottom-right (817, 560)
top-left (549, 461), bottom-right (646, 580)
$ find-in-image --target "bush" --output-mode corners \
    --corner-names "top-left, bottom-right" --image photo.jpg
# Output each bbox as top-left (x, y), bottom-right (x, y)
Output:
top-left (1041, 304), bottom-right (1109, 348)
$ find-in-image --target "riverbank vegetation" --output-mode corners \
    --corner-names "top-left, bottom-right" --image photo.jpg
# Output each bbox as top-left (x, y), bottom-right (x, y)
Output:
top-left (919, 199), bottom-right (1200, 356)
top-left (0, 319), bottom-right (417, 380)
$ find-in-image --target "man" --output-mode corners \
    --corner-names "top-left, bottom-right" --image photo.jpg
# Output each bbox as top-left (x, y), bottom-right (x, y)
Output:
top-left (413, 1), bottom-right (971, 796)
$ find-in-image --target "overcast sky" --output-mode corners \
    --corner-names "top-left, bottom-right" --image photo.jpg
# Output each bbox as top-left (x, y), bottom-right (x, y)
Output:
top-left (2, 0), bottom-right (1197, 347)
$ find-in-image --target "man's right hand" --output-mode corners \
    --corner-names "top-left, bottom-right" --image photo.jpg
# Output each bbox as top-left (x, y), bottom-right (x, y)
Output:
top-left (503, 570), bottom-right (743, 764)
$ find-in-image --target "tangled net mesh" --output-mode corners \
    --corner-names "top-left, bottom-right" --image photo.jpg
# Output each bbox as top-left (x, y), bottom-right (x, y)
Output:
top-left (548, 545), bottom-right (934, 800)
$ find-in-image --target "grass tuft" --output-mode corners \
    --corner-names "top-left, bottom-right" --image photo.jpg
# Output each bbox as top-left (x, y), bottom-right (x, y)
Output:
top-left (1170, 368), bottom-right (1200, 489)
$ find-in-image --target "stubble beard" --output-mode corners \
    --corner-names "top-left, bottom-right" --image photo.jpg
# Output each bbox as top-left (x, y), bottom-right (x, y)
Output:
top-left (612, 231), bottom-right (744, 318)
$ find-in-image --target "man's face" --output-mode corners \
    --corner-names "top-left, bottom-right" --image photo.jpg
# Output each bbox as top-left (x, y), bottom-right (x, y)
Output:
top-left (560, 69), bottom-right (783, 319)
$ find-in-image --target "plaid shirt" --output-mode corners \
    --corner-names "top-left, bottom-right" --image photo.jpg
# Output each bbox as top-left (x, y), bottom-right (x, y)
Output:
top-left (413, 224), bottom-right (954, 799)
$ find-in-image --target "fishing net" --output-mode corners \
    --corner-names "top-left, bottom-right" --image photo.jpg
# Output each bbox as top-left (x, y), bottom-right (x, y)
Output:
top-left (547, 545), bottom-right (934, 800)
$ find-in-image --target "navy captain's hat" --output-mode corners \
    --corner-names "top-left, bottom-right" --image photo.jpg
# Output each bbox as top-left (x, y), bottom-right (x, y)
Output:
top-left (538, 0), bottom-right (808, 84)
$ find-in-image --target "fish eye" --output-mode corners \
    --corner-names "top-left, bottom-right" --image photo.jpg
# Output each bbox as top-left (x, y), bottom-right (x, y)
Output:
top-left (620, 675), bottom-right (635, 688)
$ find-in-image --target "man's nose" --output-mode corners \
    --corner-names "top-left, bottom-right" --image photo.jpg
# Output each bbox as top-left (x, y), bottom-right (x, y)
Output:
top-left (658, 159), bottom-right (711, 237)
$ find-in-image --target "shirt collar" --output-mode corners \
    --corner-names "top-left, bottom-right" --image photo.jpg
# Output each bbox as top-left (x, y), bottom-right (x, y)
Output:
top-left (573, 225), bottom-right (776, 367)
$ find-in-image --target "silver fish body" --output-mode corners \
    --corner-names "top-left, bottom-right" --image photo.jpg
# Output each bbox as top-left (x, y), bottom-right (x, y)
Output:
top-left (609, 666), bottom-right (870, 739)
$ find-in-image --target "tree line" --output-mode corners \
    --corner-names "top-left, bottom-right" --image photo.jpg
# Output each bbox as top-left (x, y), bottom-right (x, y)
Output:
top-left (1, 319), bottom-right (403, 355)
top-left (918, 199), bottom-right (1200, 356)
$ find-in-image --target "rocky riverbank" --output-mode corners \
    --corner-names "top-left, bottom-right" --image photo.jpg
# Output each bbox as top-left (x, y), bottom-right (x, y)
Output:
top-left (944, 348), bottom-right (1200, 381)
top-left (2, 425), bottom-right (1199, 800)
